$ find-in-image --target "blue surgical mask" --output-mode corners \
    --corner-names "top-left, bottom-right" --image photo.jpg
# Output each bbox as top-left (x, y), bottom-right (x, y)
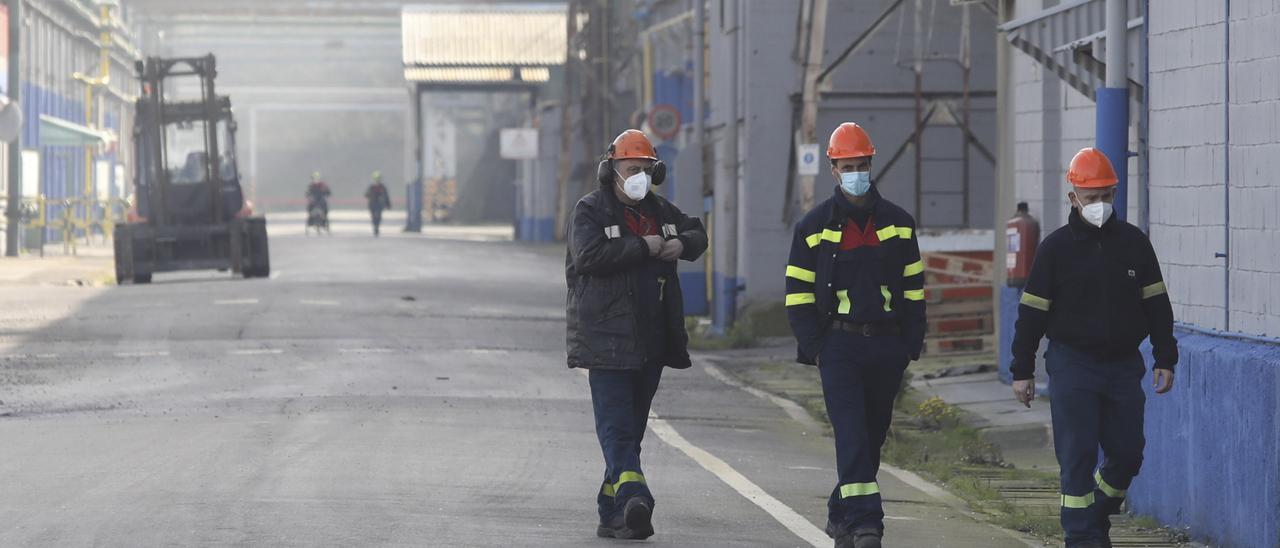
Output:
top-left (839, 171), bottom-right (872, 197)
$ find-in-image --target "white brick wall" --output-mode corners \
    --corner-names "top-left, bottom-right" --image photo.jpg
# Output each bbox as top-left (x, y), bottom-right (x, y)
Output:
top-left (1146, 0), bottom-right (1280, 335)
top-left (1010, 0), bottom-right (1280, 336)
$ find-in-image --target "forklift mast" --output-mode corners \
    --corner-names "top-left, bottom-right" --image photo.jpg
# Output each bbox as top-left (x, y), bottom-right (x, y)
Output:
top-left (133, 54), bottom-right (243, 228)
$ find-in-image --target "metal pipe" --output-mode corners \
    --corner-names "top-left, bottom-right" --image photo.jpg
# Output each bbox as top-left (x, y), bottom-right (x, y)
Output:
top-left (1222, 0), bottom-right (1231, 331)
top-left (4, 0), bottom-right (21, 257)
top-left (693, 0), bottom-right (705, 154)
top-left (912, 0), bottom-right (923, 223)
top-left (960, 3), bottom-right (971, 227)
top-left (1139, 0), bottom-right (1150, 234)
top-left (1105, 0), bottom-right (1127, 89)
top-left (713, 0), bottom-right (740, 332)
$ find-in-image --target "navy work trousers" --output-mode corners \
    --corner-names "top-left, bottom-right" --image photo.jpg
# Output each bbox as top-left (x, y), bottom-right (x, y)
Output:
top-left (1046, 341), bottom-right (1146, 546)
top-left (589, 366), bottom-right (664, 522)
top-left (818, 330), bottom-right (910, 534)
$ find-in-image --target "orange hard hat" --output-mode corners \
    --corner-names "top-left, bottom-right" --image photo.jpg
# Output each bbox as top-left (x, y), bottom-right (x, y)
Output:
top-left (1067, 147), bottom-right (1118, 188)
top-left (827, 122), bottom-right (876, 160)
top-left (610, 129), bottom-right (658, 161)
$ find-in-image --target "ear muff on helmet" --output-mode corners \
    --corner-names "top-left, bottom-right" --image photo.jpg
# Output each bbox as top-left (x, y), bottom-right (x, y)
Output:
top-left (597, 145), bottom-right (668, 187)
top-left (597, 144), bottom-right (616, 186)
top-left (596, 159), bottom-right (613, 186)
top-left (647, 161), bottom-right (667, 186)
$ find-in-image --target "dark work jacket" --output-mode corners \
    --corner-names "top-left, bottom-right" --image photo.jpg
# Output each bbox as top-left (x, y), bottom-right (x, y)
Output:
top-left (565, 186), bottom-right (708, 370)
top-left (785, 186), bottom-right (927, 366)
top-left (1010, 209), bottom-right (1178, 380)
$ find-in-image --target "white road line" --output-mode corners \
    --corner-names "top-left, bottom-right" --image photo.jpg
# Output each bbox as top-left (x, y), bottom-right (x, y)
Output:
top-left (699, 359), bottom-right (1043, 548)
top-left (115, 351), bottom-right (169, 358)
top-left (573, 367), bottom-right (828, 547)
top-left (647, 413), bottom-right (830, 547)
top-left (339, 348), bottom-right (393, 354)
top-left (300, 299), bottom-right (340, 306)
top-left (270, 270), bottom-right (283, 280)
top-left (229, 349), bottom-right (283, 356)
top-left (215, 298), bottom-right (259, 305)
top-left (704, 364), bottom-right (825, 433)
top-left (1, 353), bottom-right (59, 360)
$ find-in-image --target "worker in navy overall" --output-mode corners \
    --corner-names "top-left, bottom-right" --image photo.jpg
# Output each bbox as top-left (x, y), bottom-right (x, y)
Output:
top-left (1010, 147), bottom-right (1178, 548)
top-left (364, 171), bottom-right (392, 236)
top-left (565, 129), bottom-right (708, 541)
top-left (786, 122), bottom-right (927, 548)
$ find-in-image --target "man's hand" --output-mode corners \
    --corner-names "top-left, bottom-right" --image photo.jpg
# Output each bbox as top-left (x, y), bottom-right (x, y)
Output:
top-left (657, 238), bottom-right (684, 262)
top-left (1012, 379), bottom-right (1036, 408)
top-left (1153, 368), bottom-right (1175, 394)
top-left (642, 235), bottom-right (664, 257)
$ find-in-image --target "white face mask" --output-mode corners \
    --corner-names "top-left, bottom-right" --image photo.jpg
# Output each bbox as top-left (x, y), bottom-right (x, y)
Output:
top-left (1076, 199), bottom-right (1113, 228)
top-left (617, 170), bottom-right (650, 201)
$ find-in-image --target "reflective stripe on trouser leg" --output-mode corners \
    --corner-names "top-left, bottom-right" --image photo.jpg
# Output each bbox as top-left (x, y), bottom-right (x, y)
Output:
top-left (818, 332), bottom-right (906, 533)
top-left (1094, 470), bottom-right (1126, 500)
top-left (1046, 342), bottom-right (1109, 544)
top-left (840, 482), bottom-right (880, 498)
top-left (590, 367), bottom-right (663, 520)
top-left (601, 471), bottom-right (647, 498)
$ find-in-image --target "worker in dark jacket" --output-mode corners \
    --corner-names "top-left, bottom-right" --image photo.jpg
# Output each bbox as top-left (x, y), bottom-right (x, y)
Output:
top-left (786, 122), bottom-right (927, 548)
top-left (565, 129), bottom-right (707, 541)
top-left (1010, 147), bottom-right (1178, 548)
top-left (364, 171), bottom-right (392, 236)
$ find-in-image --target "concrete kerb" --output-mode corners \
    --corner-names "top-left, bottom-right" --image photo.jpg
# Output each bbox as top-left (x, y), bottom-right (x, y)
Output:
top-left (694, 355), bottom-right (1044, 548)
top-left (0, 245), bottom-right (115, 287)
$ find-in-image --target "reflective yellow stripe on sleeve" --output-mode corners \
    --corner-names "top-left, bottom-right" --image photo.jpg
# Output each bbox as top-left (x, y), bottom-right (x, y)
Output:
top-left (904, 289), bottom-right (925, 301)
top-left (1060, 492), bottom-right (1095, 509)
top-left (839, 482), bottom-right (880, 498)
top-left (903, 260), bottom-right (924, 277)
top-left (786, 265), bottom-right (817, 283)
top-left (786, 293), bottom-right (816, 306)
top-left (1142, 281), bottom-right (1167, 299)
top-left (805, 229), bottom-right (843, 248)
top-left (1020, 291), bottom-right (1052, 312)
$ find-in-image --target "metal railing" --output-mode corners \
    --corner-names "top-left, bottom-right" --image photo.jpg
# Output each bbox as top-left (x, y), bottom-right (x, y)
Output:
top-left (0, 196), bottom-right (129, 256)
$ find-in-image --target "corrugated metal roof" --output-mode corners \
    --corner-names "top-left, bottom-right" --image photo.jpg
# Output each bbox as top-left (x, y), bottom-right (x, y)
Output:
top-left (403, 66), bottom-right (551, 83)
top-left (401, 4), bottom-right (566, 68)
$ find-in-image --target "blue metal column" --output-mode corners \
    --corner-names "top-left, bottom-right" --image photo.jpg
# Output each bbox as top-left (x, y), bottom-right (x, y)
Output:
top-left (1096, 88), bottom-right (1128, 220)
top-left (1097, 0), bottom-right (1129, 220)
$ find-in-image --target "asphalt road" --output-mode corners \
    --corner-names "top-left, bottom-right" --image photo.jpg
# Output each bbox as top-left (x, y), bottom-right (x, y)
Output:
top-left (0, 213), bottom-right (1033, 547)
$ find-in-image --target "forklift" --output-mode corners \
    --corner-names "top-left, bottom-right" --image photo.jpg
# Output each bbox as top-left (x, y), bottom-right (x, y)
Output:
top-left (113, 55), bottom-right (269, 284)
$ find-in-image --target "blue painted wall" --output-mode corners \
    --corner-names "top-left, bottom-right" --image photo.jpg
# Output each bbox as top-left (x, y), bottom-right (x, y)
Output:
top-left (1129, 332), bottom-right (1280, 548)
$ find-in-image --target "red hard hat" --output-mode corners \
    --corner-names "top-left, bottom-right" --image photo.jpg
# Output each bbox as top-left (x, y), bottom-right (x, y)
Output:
top-left (611, 129), bottom-right (658, 161)
top-left (1067, 147), bottom-right (1118, 188)
top-left (827, 122), bottom-right (876, 160)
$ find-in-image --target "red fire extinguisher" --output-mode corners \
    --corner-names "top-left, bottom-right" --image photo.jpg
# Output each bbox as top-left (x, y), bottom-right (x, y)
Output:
top-left (1006, 202), bottom-right (1040, 288)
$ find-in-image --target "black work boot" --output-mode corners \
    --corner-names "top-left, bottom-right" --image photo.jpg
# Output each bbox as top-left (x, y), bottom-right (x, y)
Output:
top-left (834, 528), bottom-right (882, 548)
top-left (622, 497), bottom-right (655, 539)
top-left (851, 528), bottom-right (882, 548)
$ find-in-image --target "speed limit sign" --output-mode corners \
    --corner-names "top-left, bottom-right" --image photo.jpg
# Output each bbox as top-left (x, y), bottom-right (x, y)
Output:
top-left (647, 104), bottom-right (682, 141)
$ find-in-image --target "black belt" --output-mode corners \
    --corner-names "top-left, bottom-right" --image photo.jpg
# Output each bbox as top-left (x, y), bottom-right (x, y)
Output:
top-left (832, 321), bottom-right (901, 337)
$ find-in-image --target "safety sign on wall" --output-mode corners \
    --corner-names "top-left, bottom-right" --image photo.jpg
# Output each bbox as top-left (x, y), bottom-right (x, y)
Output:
top-left (796, 143), bottom-right (820, 176)
top-left (500, 128), bottom-right (539, 160)
top-left (647, 104), bottom-right (681, 142)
